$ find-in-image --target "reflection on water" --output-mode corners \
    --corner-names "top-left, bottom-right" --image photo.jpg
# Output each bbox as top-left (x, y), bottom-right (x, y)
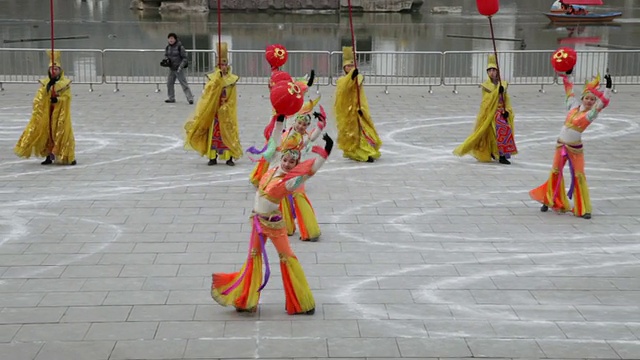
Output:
top-left (1, 0), bottom-right (639, 82)
top-left (1, 0), bottom-right (639, 52)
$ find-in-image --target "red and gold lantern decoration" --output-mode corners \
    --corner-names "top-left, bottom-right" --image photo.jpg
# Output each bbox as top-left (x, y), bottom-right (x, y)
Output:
top-left (265, 44), bottom-right (288, 70)
top-left (476, 0), bottom-right (500, 16)
top-left (269, 70), bottom-right (292, 89)
top-left (270, 80), bottom-right (304, 116)
top-left (551, 47), bottom-right (577, 73)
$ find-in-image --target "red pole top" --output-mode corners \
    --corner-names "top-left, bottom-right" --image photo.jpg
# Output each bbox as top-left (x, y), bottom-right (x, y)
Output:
top-left (476, 0), bottom-right (500, 17)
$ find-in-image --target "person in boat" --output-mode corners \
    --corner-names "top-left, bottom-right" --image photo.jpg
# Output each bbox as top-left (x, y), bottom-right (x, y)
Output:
top-left (551, 0), bottom-right (563, 12)
top-left (562, 3), bottom-right (588, 15)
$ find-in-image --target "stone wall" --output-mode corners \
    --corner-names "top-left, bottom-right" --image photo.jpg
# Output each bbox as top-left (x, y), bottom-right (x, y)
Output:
top-left (209, 0), bottom-right (339, 11)
top-left (339, 0), bottom-right (422, 12)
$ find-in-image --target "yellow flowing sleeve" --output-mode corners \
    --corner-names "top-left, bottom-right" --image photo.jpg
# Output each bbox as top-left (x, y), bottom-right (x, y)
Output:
top-left (502, 81), bottom-right (515, 133)
top-left (452, 79), bottom-right (501, 161)
top-left (50, 83), bottom-right (75, 164)
top-left (217, 72), bottom-right (243, 159)
top-left (184, 70), bottom-right (224, 156)
top-left (14, 84), bottom-right (51, 159)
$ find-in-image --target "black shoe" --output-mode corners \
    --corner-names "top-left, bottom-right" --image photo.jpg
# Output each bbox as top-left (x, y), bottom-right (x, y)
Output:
top-left (366, 156), bottom-right (375, 163)
top-left (295, 308), bottom-right (315, 315)
top-left (540, 205), bottom-right (549, 212)
top-left (226, 158), bottom-right (235, 166)
top-left (208, 159), bottom-right (217, 166)
top-left (165, 99), bottom-right (175, 103)
top-left (69, 160), bottom-right (77, 166)
top-left (188, 100), bottom-right (194, 105)
top-left (41, 156), bottom-right (53, 165)
top-left (235, 306), bottom-right (257, 313)
top-left (582, 213), bottom-right (591, 219)
top-left (499, 156), bottom-right (511, 165)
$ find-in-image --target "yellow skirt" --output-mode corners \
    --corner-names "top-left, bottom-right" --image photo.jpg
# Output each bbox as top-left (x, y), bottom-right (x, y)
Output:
top-left (280, 189), bottom-right (321, 241)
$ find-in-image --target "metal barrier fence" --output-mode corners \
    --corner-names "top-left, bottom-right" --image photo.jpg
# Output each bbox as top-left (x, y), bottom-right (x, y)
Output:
top-left (1, 48), bottom-right (639, 92)
top-left (0, 48), bottom-right (103, 90)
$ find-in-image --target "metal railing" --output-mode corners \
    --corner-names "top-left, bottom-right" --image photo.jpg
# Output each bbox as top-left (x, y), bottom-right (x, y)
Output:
top-left (1, 48), bottom-right (639, 92)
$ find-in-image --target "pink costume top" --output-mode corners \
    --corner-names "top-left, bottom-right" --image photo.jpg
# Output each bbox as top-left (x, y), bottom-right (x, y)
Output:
top-left (558, 74), bottom-right (611, 144)
top-left (253, 121), bottom-right (328, 217)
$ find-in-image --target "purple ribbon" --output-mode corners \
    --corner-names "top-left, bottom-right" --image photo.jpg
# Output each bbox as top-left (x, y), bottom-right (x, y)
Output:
top-left (554, 145), bottom-right (577, 201)
top-left (253, 216), bottom-right (271, 292)
top-left (245, 143), bottom-right (268, 155)
top-left (220, 215), bottom-right (272, 295)
top-left (287, 194), bottom-right (297, 220)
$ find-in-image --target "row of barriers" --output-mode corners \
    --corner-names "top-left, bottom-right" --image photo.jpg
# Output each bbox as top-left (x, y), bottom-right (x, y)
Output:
top-left (1, 48), bottom-right (639, 93)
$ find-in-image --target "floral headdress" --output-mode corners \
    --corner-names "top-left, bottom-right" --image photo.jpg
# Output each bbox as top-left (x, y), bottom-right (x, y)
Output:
top-left (582, 73), bottom-right (601, 98)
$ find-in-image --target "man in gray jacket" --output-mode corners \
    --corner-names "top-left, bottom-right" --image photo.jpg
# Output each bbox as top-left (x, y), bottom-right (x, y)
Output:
top-left (164, 33), bottom-right (194, 104)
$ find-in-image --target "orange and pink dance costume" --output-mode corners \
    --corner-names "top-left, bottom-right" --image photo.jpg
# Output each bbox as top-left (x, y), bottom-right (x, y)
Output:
top-left (279, 108), bottom-right (327, 241)
top-left (212, 117), bottom-right (333, 315)
top-left (530, 72), bottom-right (612, 219)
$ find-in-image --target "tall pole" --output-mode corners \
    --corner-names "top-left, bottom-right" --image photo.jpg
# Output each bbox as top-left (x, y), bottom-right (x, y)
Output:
top-left (346, 0), bottom-right (362, 112)
top-left (50, 0), bottom-right (55, 66)
top-left (488, 16), bottom-right (501, 84)
top-left (48, 0), bottom-right (56, 154)
top-left (217, 0), bottom-right (222, 69)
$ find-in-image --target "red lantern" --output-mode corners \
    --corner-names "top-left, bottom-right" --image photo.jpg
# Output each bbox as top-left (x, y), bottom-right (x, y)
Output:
top-left (551, 47), bottom-right (577, 73)
top-left (476, 0), bottom-right (500, 16)
top-left (269, 70), bottom-right (292, 89)
top-left (265, 44), bottom-right (288, 70)
top-left (270, 81), bottom-right (304, 116)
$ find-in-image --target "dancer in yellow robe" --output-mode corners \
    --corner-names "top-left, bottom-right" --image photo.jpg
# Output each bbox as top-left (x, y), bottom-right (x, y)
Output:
top-left (184, 42), bottom-right (242, 165)
top-left (15, 50), bottom-right (76, 165)
top-left (453, 54), bottom-right (517, 164)
top-left (334, 46), bottom-right (382, 163)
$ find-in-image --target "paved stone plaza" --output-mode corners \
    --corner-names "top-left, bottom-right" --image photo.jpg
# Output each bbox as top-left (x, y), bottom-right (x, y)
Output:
top-left (0, 81), bottom-right (639, 360)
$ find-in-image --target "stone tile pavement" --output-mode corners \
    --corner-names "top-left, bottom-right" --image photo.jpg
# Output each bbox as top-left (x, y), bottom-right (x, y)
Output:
top-left (0, 80), bottom-right (639, 359)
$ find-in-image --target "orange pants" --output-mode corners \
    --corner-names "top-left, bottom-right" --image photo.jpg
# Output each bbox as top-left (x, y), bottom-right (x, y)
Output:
top-left (530, 142), bottom-right (591, 217)
top-left (211, 214), bottom-right (315, 314)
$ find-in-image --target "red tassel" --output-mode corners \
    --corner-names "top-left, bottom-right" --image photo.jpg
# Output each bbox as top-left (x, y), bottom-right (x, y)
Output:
top-left (263, 115), bottom-right (277, 141)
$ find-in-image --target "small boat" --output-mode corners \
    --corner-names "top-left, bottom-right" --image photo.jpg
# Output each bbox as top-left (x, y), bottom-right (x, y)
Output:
top-left (544, 11), bottom-right (622, 23)
top-left (545, 0), bottom-right (622, 23)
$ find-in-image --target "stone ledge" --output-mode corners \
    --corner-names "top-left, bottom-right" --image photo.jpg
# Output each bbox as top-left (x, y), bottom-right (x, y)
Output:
top-left (132, 0), bottom-right (423, 12)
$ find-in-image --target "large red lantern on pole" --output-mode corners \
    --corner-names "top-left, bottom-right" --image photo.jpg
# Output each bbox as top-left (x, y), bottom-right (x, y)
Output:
top-left (476, 0), bottom-right (500, 16)
top-left (551, 47), bottom-right (578, 73)
top-left (265, 44), bottom-right (288, 70)
top-left (270, 81), bottom-right (304, 116)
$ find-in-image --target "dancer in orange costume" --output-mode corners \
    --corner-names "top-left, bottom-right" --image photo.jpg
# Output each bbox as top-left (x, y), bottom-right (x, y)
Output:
top-left (212, 115), bottom-right (334, 315)
top-left (530, 69), bottom-right (612, 219)
top-left (279, 101), bottom-right (326, 241)
top-left (248, 69), bottom-right (315, 186)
